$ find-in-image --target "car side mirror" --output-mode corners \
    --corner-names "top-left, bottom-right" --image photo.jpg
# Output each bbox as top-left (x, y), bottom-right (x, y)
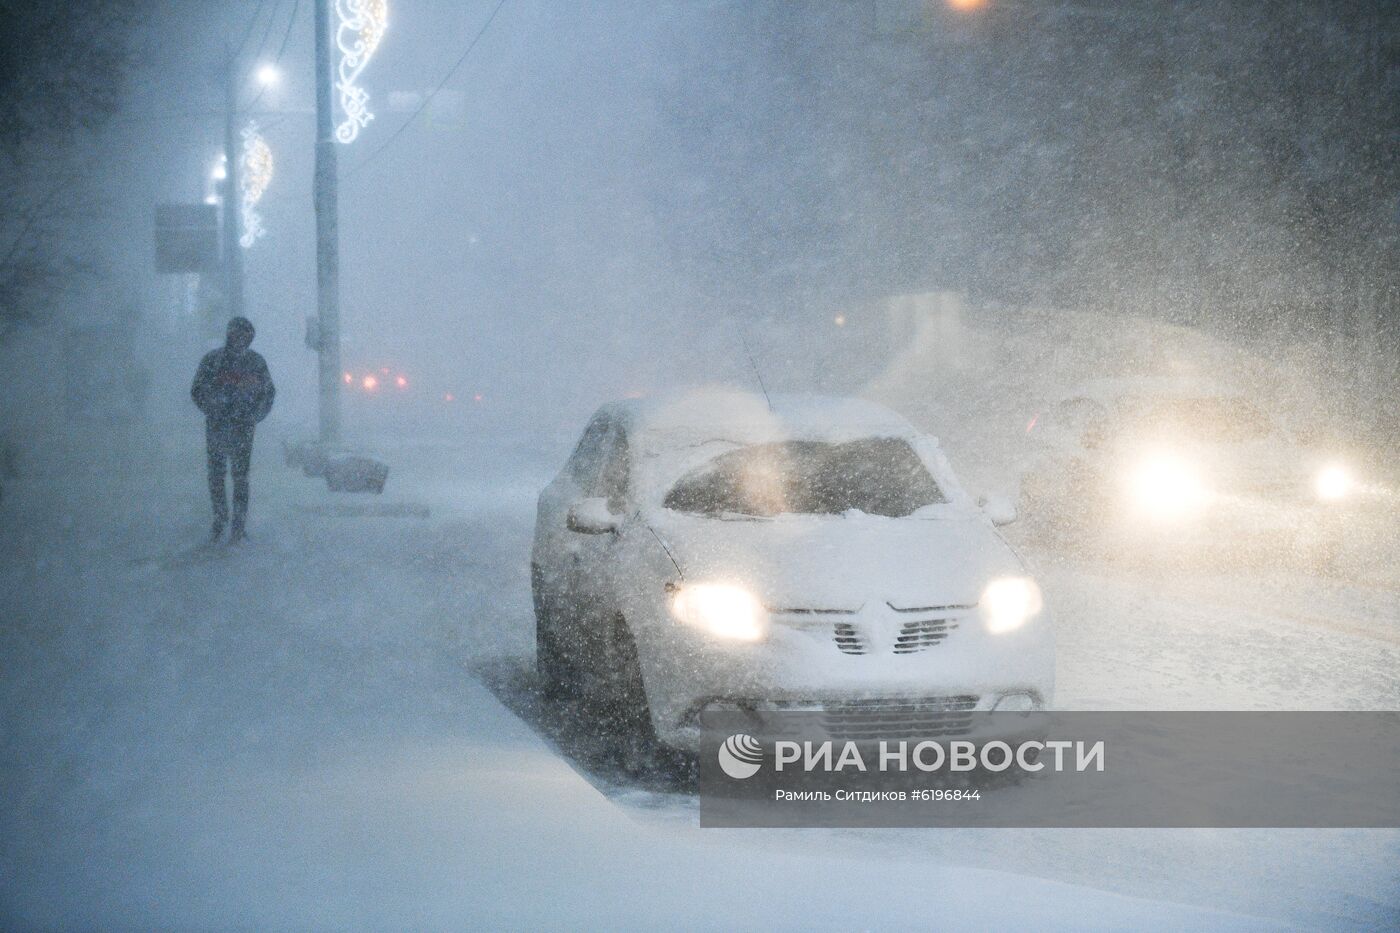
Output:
top-left (567, 497), bottom-right (619, 535)
top-left (978, 493), bottom-right (1018, 527)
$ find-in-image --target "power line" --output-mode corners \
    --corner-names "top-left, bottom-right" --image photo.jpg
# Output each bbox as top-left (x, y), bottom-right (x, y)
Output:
top-left (272, 0), bottom-right (301, 62)
top-left (233, 0), bottom-right (269, 62)
top-left (251, 0), bottom-right (283, 65)
top-left (246, 0), bottom-right (301, 111)
top-left (347, 0), bottom-right (511, 178)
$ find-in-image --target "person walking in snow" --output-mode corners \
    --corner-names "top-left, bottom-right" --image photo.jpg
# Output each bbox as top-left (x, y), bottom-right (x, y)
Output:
top-left (191, 316), bottom-right (275, 542)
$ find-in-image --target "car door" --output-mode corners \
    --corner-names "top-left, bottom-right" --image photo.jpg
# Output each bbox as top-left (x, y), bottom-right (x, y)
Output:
top-left (568, 423), bottom-right (631, 637)
top-left (534, 413), bottom-right (612, 620)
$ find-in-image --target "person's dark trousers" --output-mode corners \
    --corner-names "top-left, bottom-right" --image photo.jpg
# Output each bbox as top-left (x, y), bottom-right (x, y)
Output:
top-left (206, 419), bottom-right (255, 537)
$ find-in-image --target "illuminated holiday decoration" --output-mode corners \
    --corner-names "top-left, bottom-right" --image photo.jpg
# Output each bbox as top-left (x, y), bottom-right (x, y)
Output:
top-left (239, 121), bottom-right (273, 248)
top-left (334, 0), bottom-right (389, 144)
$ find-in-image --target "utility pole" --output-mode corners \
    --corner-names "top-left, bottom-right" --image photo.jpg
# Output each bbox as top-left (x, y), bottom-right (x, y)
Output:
top-left (223, 43), bottom-right (244, 321)
top-left (313, 0), bottom-right (342, 446)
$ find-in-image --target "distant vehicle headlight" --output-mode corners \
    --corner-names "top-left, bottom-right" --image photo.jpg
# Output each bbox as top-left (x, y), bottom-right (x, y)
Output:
top-left (669, 583), bottom-right (767, 642)
top-left (981, 577), bottom-right (1043, 634)
top-left (1126, 454), bottom-right (1208, 521)
top-left (1314, 464), bottom-right (1353, 501)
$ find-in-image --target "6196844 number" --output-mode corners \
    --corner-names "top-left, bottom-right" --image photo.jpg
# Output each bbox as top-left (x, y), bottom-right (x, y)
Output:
top-left (910, 788), bottom-right (981, 802)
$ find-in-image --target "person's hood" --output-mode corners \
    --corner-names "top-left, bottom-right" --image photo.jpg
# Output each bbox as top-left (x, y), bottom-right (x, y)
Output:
top-left (225, 317), bottom-right (255, 353)
top-left (646, 508), bottom-right (1023, 610)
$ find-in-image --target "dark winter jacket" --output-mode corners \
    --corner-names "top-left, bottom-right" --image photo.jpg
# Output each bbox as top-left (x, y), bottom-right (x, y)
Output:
top-left (191, 346), bottom-right (275, 427)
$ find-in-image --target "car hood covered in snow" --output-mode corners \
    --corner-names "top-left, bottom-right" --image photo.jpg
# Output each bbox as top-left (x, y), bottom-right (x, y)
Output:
top-left (646, 508), bottom-right (1024, 610)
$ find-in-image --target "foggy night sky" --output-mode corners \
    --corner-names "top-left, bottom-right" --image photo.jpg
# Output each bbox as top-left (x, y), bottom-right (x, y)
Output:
top-left (10, 0), bottom-right (1397, 434)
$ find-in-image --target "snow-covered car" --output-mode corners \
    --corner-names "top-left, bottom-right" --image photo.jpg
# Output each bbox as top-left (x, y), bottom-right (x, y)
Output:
top-left (531, 390), bottom-right (1054, 755)
top-left (1019, 380), bottom-right (1363, 562)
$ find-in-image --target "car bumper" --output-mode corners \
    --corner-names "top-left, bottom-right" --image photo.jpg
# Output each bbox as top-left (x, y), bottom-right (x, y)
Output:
top-left (633, 607), bottom-right (1054, 753)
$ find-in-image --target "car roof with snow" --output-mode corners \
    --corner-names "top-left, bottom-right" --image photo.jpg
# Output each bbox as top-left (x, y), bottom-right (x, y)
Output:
top-left (601, 390), bottom-right (925, 448)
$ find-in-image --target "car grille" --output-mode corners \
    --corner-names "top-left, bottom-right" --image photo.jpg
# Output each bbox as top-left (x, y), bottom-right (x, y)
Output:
top-left (832, 621), bottom-right (866, 655)
top-left (892, 611), bottom-right (963, 653)
top-left (822, 604), bottom-right (972, 655)
top-left (820, 695), bottom-right (980, 741)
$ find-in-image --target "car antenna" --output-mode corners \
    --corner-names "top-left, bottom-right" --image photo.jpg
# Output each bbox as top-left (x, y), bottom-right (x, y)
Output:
top-left (738, 332), bottom-right (774, 412)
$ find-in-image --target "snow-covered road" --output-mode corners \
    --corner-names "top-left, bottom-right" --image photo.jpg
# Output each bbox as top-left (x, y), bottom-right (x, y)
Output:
top-left (2, 421), bottom-right (1396, 929)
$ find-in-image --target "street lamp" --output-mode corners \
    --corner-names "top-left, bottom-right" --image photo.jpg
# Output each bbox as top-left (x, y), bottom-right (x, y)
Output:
top-left (217, 51), bottom-right (277, 314)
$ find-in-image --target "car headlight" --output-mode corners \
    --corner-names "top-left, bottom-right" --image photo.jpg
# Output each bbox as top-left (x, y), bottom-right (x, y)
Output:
top-left (1314, 464), bottom-right (1352, 501)
top-left (1126, 453), bottom-right (1208, 521)
top-left (669, 583), bottom-right (767, 642)
top-left (981, 577), bottom-right (1043, 634)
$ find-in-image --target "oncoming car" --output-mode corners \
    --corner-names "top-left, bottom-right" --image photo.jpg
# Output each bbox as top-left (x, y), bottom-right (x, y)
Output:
top-left (531, 390), bottom-right (1054, 758)
top-left (1020, 381), bottom-right (1364, 563)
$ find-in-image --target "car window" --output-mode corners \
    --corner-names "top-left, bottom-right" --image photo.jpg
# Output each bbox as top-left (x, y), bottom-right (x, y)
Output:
top-left (1044, 398), bottom-right (1110, 448)
top-left (597, 427), bottom-right (631, 509)
top-left (566, 415), bottom-right (611, 489)
top-left (1054, 398), bottom-right (1107, 431)
top-left (662, 437), bottom-right (945, 518)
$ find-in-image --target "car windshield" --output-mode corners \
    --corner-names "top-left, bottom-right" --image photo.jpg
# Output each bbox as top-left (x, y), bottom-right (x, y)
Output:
top-left (1124, 397), bottom-right (1276, 443)
top-left (662, 437), bottom-right (945, 518)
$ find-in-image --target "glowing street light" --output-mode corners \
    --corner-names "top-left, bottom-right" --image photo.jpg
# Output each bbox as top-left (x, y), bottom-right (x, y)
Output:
top-left (255, 63), bottom-right (280, 87)
top-left (211, 162), bottom-right (227, 181)
top-left (204, 194), bottom-right (220, 205)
